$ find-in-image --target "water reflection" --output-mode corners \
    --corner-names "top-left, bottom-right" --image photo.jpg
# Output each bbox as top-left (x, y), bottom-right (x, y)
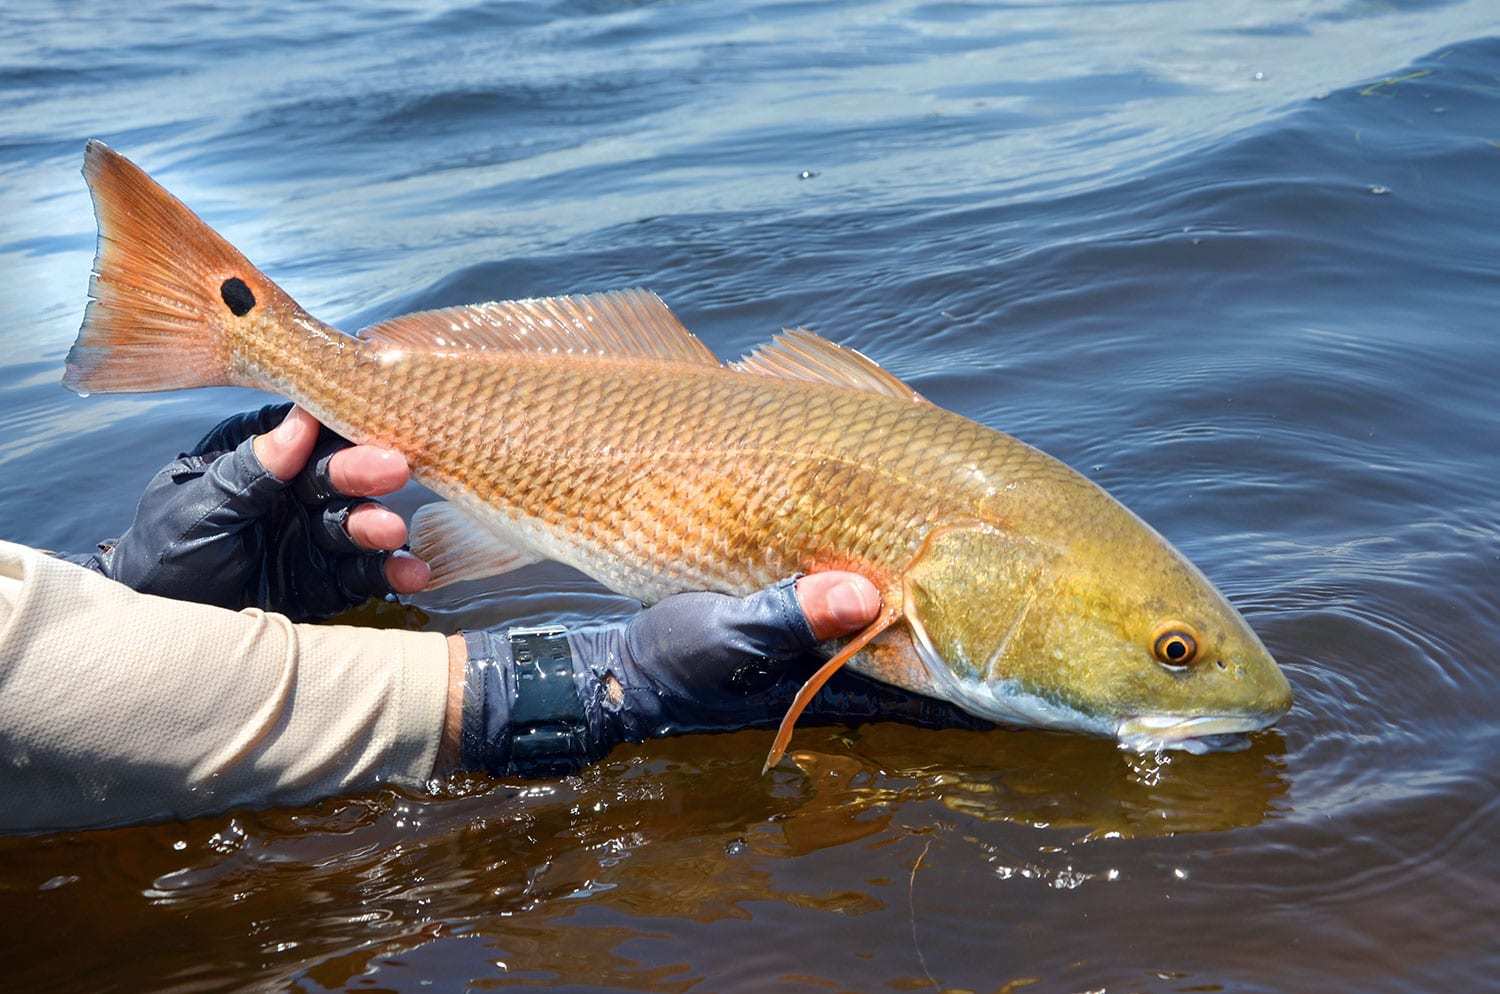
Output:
top-left (829, 725), bottom-right (1290, 839)
top-left (0, 717), bottom-right (1289, 990)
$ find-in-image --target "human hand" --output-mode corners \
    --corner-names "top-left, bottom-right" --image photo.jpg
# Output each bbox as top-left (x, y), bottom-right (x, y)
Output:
top-left (77, 402), bottom-right (429, 620)
top-left (455, 572), bottom-right (989, 776)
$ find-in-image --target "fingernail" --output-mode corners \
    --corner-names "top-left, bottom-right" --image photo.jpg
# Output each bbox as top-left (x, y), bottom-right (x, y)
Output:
top-left (274, 410), bottom-right (304, 446)
top-left (827, 579), bottom-right (877, 628)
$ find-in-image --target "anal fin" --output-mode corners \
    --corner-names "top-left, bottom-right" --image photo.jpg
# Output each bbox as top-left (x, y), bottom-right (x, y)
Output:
top-left (410, 503), bottom-right (541, 589)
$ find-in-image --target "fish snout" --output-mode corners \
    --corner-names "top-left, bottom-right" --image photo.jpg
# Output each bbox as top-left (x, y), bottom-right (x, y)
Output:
top-left (1116, 656), bottom-right (1292, 754)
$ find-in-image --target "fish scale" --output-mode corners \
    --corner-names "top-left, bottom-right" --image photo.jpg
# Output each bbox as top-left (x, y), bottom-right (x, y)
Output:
top-left (258, 332), bottom-right (980, 597)
top-left (269, 314), bottom-right (1098, 614)
top-left (63, 140), bottom-right (1293, 765)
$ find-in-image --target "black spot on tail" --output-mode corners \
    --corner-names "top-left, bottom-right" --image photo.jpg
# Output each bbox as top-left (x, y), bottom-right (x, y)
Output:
top-left (221, 277), bottom-right (255, 316)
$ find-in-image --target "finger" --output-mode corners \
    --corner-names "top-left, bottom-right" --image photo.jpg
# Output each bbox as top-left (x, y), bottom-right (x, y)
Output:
top-left (251, 405), bottom-right (320, 482)
top-left (325, 445), bottom-right (411, 498)
top-left (328, 550), bottom-right (430, 602)
top-left (191, 402), bottom-right (293, 457)
top-left (310, 503), bottom-right (363, 554)
top-left (292, 449), bottom-right (344, 504)
top-left (345, 502), bottom-right (408, 551)
top-left (336, 553), bottom-right (397, 602)
top-left (308, 501), bottom-right (401, 555)
top-left (386, 550), bottom-right (431, 594)
top-left (794, 571), bottom-right (882, 641)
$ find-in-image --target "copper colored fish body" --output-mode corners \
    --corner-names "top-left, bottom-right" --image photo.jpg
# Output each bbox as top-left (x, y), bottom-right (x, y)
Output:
top-left (64, 141), bottom-right (1293, 766)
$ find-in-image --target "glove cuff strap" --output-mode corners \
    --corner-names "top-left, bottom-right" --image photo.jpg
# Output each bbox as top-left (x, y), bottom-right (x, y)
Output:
top-left (506, 625), bottom-right (591, 775)
top-left (460, 626), bottom-right (591, 777)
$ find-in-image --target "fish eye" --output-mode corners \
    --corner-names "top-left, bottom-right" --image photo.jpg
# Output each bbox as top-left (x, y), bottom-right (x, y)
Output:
top-left (1152, 625), bottom-right (1199, 669)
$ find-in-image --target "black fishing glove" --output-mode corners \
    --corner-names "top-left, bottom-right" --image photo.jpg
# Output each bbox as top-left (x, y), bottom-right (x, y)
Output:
top-left (66, 402), bottom-right (402, 621)
top-left (459, 577), bottom-right (989, 776)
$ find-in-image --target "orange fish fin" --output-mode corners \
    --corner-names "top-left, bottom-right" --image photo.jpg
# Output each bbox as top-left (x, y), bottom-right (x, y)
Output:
top-left (65, 141), bottom-right (284, 395)
top-left (733, 329), bottom-right (930, 405)
top-left (355, 289), bottom-right (721, 367)
top-left (762, 603), bottom-right (902, 774)
top-left (410, 503), bottom-right (541, 589)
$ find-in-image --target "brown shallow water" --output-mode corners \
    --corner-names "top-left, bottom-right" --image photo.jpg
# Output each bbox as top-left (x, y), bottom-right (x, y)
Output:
top-left (2, 726), bottom-right (1307, 993)
top-left (3, 0), bottom-right (1499, 991)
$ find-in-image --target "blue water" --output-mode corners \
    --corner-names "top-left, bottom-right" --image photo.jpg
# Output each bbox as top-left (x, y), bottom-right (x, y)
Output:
top-left (2, 2), bottom-right (1498, 992)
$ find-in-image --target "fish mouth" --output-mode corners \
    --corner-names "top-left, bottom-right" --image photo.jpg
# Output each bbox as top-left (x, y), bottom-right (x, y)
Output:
top-left (1116, 714), bottom-right (1275, 755)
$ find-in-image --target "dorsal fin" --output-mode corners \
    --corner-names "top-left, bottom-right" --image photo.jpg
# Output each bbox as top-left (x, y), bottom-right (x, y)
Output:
top-left (356, 289), bottom-right (720, 366)
top-left (732, 328), bottom-right (930, 404)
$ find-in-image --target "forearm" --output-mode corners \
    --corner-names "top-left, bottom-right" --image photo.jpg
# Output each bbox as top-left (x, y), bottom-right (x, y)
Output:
top-left (436, 634), bottom-right (467, 773)
top-left (0, 540), bottom-right (450, 833)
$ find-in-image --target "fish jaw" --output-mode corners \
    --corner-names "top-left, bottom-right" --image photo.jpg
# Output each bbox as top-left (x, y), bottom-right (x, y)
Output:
top-left (1115, 713), bottom-right (1278, 755)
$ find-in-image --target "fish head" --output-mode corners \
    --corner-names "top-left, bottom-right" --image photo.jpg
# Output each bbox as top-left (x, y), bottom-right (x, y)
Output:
top-left (902, 517), bottom-right (1292, 753)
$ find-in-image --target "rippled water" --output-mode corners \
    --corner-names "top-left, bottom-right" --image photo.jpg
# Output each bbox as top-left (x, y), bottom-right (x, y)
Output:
top-left (3, 1), bottom-right (1499, 991)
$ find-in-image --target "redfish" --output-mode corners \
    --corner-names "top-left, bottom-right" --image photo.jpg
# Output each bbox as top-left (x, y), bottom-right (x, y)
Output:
top-left (63, 142), bottom-right (1292, 768)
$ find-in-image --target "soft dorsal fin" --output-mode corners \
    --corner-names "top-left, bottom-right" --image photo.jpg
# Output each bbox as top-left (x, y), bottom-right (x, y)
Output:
top-left (356, 289), bottom-right (720, 366)
top-left (732, 328), bottom-right (930, 404)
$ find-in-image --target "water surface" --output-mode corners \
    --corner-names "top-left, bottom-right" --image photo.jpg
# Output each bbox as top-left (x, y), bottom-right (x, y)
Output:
top-left (2, 1), bottom-right (1498, 991)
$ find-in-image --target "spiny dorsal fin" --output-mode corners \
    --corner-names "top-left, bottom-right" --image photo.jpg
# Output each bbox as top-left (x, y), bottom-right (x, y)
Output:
top-left (356, 289), bottom-right (720, 366)
top-left (732, 328), bottom-right (930, 404)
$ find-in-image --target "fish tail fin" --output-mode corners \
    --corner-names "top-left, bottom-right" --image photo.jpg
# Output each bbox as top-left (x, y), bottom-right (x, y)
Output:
top-left (64, 140), bottom-right (296, 395)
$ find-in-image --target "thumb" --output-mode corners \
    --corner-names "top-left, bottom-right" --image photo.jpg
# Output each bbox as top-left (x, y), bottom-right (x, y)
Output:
top-left (251, 405), bottom-right (320, 482)
top-left (794, 571), bottom-right (882, 640)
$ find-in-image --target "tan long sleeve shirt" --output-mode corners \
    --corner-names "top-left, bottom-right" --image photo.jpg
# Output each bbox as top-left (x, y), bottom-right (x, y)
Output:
top-left (0, 540), bottom-right (450, 833)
